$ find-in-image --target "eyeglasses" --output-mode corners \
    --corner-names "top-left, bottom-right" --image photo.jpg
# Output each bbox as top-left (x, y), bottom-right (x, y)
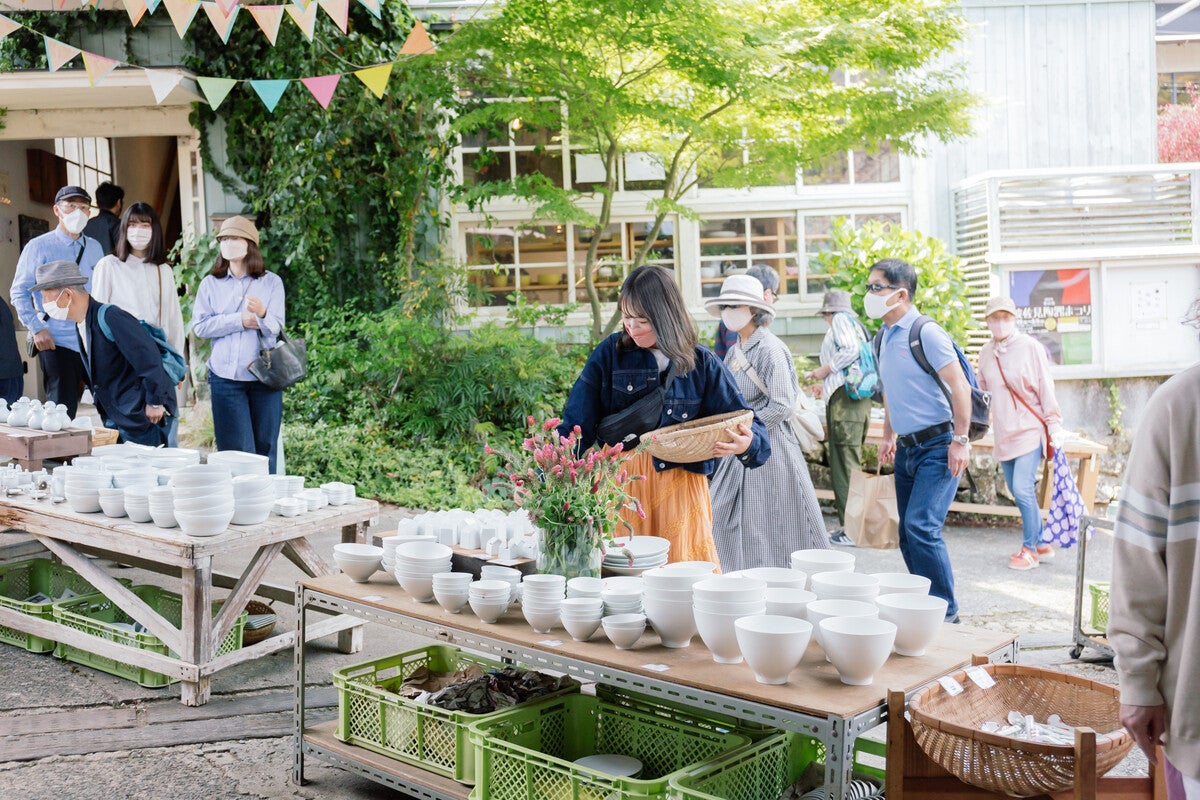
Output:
top-left (865, 282), bottom-right (901, 294)
top-left (718, 304), bottom-right (748, 311)
top-left (57, 202), bottom-right (90, 213)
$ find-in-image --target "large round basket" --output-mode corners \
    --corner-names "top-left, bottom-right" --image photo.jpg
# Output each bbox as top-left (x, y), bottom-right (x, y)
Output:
top-left (907, 664), bottom-right (1132, 797)
top-left (642, 410), bottom-right (754, 464)
top-left (216, 599), bottom-right (276, 646)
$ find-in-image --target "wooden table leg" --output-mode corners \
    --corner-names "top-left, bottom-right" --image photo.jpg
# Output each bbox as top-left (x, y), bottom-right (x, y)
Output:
top-left (180, 558), bottom-right (214, 707)
top-left (337, 523), bottom-right (367, 652)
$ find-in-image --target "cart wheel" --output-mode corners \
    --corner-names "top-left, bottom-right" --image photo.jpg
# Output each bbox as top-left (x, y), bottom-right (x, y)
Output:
top-left (1070, 646), bottom-right (1083, 659)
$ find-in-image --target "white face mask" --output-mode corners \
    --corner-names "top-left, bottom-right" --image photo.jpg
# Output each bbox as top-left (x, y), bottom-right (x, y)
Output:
top-left (721, 307), bottom-right (753, 332)
top-left (126, 229), bottom-right (153, 250)
top-left (44, 290), bottom-right (72, 321)
top-left (987, 318), bottom-right (1016, 341)
top-left (220, 239), bottom-right (249, 261)
top-left (62, 209), bottom-right (89, 236)
top-left (864, 288), bottom-right (902, 320)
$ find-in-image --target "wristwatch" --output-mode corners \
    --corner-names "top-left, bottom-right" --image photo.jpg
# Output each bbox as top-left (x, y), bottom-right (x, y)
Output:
top-left (951, 434), bottom-right (970, 446)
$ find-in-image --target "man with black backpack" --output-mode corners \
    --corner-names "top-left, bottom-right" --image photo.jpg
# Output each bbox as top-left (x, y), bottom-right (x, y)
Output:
top-left (867, 258), bottom-right (971, 623)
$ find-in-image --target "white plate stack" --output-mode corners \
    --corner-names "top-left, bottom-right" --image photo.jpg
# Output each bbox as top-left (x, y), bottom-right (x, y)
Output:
top-left (320, 481), bottom-right (356, 506)
top-left (124, 485), bottom-right (152, 522)
top-left (394, 541), bottom-right (453, 602)
top-left (171, 464), bottom-right (235, 536)
top-left (273, 475), bottom-right (305, 499)
top-left (64, 467), bottom-right (110, 514)
top-left (231, 475), bottom-right (274, 526)
top-left (298, 487), bottom-right (328, 512)
top-left (206, 450), bottom-right (270, 477)
top-left (602, 536), bottom-right (670, 575)
top-left (148, 486), bottom-right (177, 529)
top-left (601, 576), bottom-right (644, 616)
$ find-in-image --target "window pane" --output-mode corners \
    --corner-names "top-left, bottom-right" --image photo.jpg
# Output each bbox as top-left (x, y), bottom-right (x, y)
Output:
top-left (82, 138), bottom-right (96, 166)
top-left (856, 211), bottom-right (901, 226)
top-left (628, 220), bottom-right (674, 263)
top-left (853, 142), bottom-right (899, 183)
top-left (803, 152), bottom-right (849, 185)
top-left (515, 151), bottom-right (564, 187)
top-left (462, 151), bottom-right (512, 184)
top-left (62, 138), bottom-right (79, 162)
top-left (96, 139), bottom-right (111, 174)
top-left (460, 126), bottom-right (508, 149)
top-left (512, 123), bottom-right (558, 147)
top-left (464, 228), bottom-right (515, 266)
top-left (67, 164), bottom-right (82, 186)
top-left (802, 215), bottom-right (835, 295)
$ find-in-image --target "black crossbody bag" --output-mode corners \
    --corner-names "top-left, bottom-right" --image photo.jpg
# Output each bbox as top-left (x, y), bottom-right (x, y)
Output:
top-left (596, 364), bottom-right (676, 447)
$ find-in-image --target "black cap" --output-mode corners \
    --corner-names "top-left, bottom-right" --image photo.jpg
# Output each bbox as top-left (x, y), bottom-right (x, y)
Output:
top-left (54, 185), bottom-right (91, 204)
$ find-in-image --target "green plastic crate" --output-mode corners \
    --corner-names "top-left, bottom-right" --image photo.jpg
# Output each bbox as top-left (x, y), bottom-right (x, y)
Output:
top-left (0, 558), bottom-right (131, 653)
top-left (1089, 581), bottom-right (1110, 632)
top-left (51, 585), bottom-right (246, 688)
top-left (334, 644), bottom-right (580, 785)
top-left (595, 685), bottom-right (778, 742)
top-left (668, 731), bottom-right (886, 800)
top-left (468, 692), bottom-right (751, 800)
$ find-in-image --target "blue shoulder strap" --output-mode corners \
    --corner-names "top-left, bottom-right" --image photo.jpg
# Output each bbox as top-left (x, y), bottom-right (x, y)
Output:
top-left (97, 303), bottom-right (115, 343)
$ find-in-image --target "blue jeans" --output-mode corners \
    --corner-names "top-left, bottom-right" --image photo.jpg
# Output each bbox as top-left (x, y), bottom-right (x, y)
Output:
top-left (208, 372), bottom-right (283, 473)
top-left (1001, 446), bottom-right (1044, 550)
top-left (893, 432), bottom-right (960, 618)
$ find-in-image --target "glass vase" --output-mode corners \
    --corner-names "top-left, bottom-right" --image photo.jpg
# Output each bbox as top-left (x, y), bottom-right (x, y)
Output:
top-left (537, 519), bottom-right (603, 580)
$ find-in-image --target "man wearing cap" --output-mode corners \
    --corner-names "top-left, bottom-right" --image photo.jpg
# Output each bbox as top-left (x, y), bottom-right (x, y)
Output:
top-left (807, 290), bottom-right (875, 545)
top-left (30, 260), bottom-right (176, 446)
top-left (9, 185), bottom-right (104, 416)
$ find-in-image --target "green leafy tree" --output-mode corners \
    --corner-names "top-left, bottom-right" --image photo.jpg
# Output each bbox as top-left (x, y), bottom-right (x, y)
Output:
top-left (441, 0), bottom-right (976, 339)
top-left (814, 218), bottom-right (975, 341)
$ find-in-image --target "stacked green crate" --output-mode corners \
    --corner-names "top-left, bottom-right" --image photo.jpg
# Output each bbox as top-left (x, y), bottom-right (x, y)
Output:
top-left (0, 559), bottom-right (131, 653)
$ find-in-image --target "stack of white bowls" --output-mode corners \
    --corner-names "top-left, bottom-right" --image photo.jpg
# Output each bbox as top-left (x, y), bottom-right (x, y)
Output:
top-left (98, 486), bottom-right (126, 518)
top-left (872, 572), bottom-right (933, 595)
top-left (735, 567), bottom-right (808, 591)
top-left (64, 468), bottom-right (110, 513)
top-left (559, 597), bottom-right (604, 641)
top-left (333, 543), bottom-right (383, 582)
top-left (468, 579), bottom-right (512, 622)
top-left (810, 571), bottom-right (881, 602)
top-left (806, 598), bottom-right (880, 661)
top-left (394, 541), bottom-right (453, 602)
top-left (207, 450), bottom-right (270, 476)
top-left (274, 497), bottom-right (306, 517)
top-left (692, 576), bottom-right (767, 664)
top-left (790, 549), bottom-right (855, 589)
top-left (520, 574), bottom-right (566, 633)
top-left (321, 481), bottom-right (356, 506)
top-left (298, 487), bottom-right (328, 512)
top-left (480, 564), bottom-right (522, 605)
top-left (641, 561), bottom-right (714, 649)
top-left (602, 536), bottom-right (670, 574)
top-left (171, 465), bottom-right (235, 535)
top-left (273, 475), bottom-right (305, 498)
top-left (231, 475), bottom-right (274, 525)
top-left (431, 571), bottom-right (472, 613)
top-left (147, 486), bottom-right (177, 528)
top-left (382, 532), bottom-right (437, 574)
top-left (765, 587), bottom-right (817, 619)
top-left (124, 485), bottom-right (152, 522)
top-left (111, 466), bottom-right (158, 490)
top-left (566, 576), bottom-right (603, 600)
top-left (601, 577), bottom-right (644, 616)
top-left (601, 613), bottom-right (647, 650)
top-left (874, 593), bottom-right (948, 657)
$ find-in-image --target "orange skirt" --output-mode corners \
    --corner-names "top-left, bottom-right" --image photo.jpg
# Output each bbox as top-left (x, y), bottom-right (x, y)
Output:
top-left (618, 451), bottom-right (720, 568)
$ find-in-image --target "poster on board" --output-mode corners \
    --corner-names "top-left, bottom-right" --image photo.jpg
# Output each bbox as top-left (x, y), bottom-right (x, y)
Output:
top-left (1007, 268), bottom-right (1093, 366)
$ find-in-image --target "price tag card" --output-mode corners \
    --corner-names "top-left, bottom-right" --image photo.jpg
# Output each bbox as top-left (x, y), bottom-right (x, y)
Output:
top-left (642, 663), bottom-right (671, 672)
top-left (537, 639), bottom-right (564, 647)
top-left (965, 666), bottom-right (996, 689)
top-left (938, 675), bottom-right (965, 696)
top-left (360, 595), bottom-right (384, 602)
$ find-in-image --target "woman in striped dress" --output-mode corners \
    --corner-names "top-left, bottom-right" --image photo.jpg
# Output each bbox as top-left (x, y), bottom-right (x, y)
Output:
top-left (709, 272), bottom-right (828, 571)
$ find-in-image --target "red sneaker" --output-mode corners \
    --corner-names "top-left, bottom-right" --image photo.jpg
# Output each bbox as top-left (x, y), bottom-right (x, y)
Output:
top-left (1036, 543), bottom-right (1055, 562)
top-left (1008, 547), bottom-right (1039, 571)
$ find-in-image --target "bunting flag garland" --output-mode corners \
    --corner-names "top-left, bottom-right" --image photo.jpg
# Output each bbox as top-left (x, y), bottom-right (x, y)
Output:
top-left (196, 75), bottom-right (237, 109)
top-left (285, 1), bottom-right (317, 42)
top-left (81, 51), bottom-right (119, 85)
top-left (202, 1), bottom-right (239, 43)
top-left (247, 4), bottom-right (284, 46)
top-left (145, 0), bottom-right (163, 13)
top-left (300, 74), bottom-right (340, 109)
top-left (214, 0), bottom-right (238, 15)
top-left (249, 78), bottom-right (289, 111)
top-left (356, 0), bottom-right (381, 20)
top-left (399, 18), bottom-right (434, 55)
top-left (121, 0), bottom-right (149, 27)
top-left (0, 14), bottom-right (21, 39)
top-left (145, 68), bottom-right (185, 103)
top-left (353, 63), bottom-right (391, 99)
top-left (317, 0), bottom-right (348, 35)
top-left (44, 35), bottom-right (82, 72)
top-left (162, 0), bottom-right (200, 38)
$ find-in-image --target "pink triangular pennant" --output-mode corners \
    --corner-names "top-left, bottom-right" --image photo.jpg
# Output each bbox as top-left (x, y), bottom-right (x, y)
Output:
top-left (300, 74), bottom-right (340, 109)
top-left (202, 1), bottom-right (239, 43)
top-left (162, 0), bottom-right (201, 38)
top-left (82, 51), bottom-right (118, 85)
top-left (215, 0), bottom-right (238, 13)
top-left (0, 14), bottom-right (22, 39)
top-left (317, 0), bottom-right (348, 34)
top-left (399, 19), bottom-right (435, 55)
top-left (43, 36), bottom-right (81, 72)
top-left (285, 1), bottom-right (317, 41)
top-left (145, 68), bottom-right (184, 104)
top-left (121, 0), bottom-right (148, 26)
top-left (248, 5), bottom-right (285, 46)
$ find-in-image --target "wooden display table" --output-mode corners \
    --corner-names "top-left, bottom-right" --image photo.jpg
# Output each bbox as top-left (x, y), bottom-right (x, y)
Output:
top-left (0, 422), bottom-right (92, 471)
top-left (0, 494), bottom-right (379, 706)
top-left (294, 573), bottom-right (1017, 800)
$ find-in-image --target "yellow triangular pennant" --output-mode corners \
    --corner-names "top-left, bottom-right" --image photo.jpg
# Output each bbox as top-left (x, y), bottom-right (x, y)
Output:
top-left (82, 51), bottom-right (119, 85)
top-left (248, 5), bottom-right (285, 46)
top-left (202, 1), bottom-right (239, 43)
top-left (43, 36), bottom-right (81, 72)
top-left (399, 19), bottom-right (434, 55)
top-left (285, 1), bottom-right (317, 41)
top-left (121, 0), bottom-right (148, 26)
top-left (317, 0), bottom-right (348, 35)
top-left (354, 63), bottom-right (392, 99)
top-left (162, 0), bottom-right (201, 38)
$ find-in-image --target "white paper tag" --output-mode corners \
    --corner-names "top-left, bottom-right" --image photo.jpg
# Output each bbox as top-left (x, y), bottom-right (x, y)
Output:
top-left (642, 663), bottom-right (671, 672)
top-left (938, 675), bottom-right (965, 696)
top-left (360, 595), bottom-right (384, 602)
top-left (537, 639), bottom-right (564, 647)
top-left (965, 666), bottom-right (996, 689)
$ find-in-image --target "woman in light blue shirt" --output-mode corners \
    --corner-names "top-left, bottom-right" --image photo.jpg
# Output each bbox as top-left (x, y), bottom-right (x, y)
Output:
top-left (191, 216), bottom-right (286, 472)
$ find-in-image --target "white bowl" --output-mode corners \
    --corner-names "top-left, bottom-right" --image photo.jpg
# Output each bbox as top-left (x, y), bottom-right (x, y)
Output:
top-left (175, 498), bottom-right (235, 515)
top-left (641, 595), bottom-right (697, 648)
top-left (810, 571), bottom-right (881, 601)
top-left (559, 597), bottom-right (604, 615)
top-left (433, 588), bottom-right (470, 614)
top-left (468, 579), bottom-right (513, 596)
top-left (659, 560), bottom-right (718, 575)
top-left (431, 572), bottom-right (473, 587)
top-left (735, 615), bottom-right (813, 684)
top-left (334, 543), bottom-right (385, 560)
top-left (820, 617), bottom-right (897, 685)
top-left (692, 597), bottom-right (768, 615)
top-left (468, 595), bottom-right (509, 623)
top-left (790, 550), bottom-right (855, 588)
top-left (99, 499), bottom-right (126, 518)
top-left (691, 576), bottom-right (768, 604)
top-left (566, 576), bottom-right (604, 597)
top-left (67, 496), bottom-right (102, 514)
top-left (764, 588), bottom-right (817, 619)
top-left (875, 593), bottom-right (949, 656)
top-left (871, 572), bottom-right (933, 596)
top-left (335, 554), bottom-right (382, 582)
top-left (737, 567), bottom-right (808, 591)
top-left (522, 605), bottom-right (559, 633)
top-left (150, 508), bottom-right (177, 528)
top-left (396, 573), bottom-right (436, 602)
top-left (693, 606), bottom-right (762, 663)
top-left (230, 503), bottom-right (273, 526)
top-left (601, 614), bottom-right (646, 649)
top-left (396, 541), bottom-right (454, 563)
top-left (806, 599), bottom-right (880, 657)
top-left (561, 615), bottom-right (602, 642)
top-left (126, 506), bottom-right (152, 523)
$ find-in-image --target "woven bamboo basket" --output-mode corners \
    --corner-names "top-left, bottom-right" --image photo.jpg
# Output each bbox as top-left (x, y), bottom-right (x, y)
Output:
top-left (907, 663), bottom-right (1132, 797)
top-left (216, 599), bottom-right (276, 646)
top-left (91, 428), bottom-right (120, 447)
top-left (641, 410), bottom-right (754, 464)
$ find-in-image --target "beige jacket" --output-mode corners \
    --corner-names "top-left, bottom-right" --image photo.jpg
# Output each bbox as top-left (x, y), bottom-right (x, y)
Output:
top-left (1109, 362), bottom-right (1200, 780)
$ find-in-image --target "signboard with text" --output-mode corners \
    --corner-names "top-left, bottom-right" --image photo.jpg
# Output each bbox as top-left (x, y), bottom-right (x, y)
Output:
top-left (1007, 268), bottom-right (1093, 366)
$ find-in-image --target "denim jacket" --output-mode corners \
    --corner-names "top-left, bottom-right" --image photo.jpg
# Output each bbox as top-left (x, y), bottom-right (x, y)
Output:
top-left (559, 333), bottom-right (771, 476)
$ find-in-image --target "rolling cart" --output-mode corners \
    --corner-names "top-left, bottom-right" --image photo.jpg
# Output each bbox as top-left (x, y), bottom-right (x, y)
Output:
top-left (1070, 513), bottom-right (1115, 660)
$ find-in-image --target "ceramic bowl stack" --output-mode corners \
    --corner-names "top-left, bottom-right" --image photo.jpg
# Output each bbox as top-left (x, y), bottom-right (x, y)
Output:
top-left (98, 486), bottom-right (126, 518)
top-left (124, 485), bottom-right (152, 523)
top-left (468, 579), bottom-right (513, 623)
top-left (207, 450), bottom-right (270, 477)
top-left (735, 567), bottom-right (808, 591)
top-left (333, 543), bottom-right (383, 583)
top-left (765, 587), bottom-right (817, 619)
top-left (64, 469), bottom-right (110, 513)
top-left (171, 465), bottom-right (235, 536)
top-left (147, 486), bottom-right (177, 528)
top-left (520, 573), bottom-right (566, 633)
top-left (566, 576), bottom-right (604, 600)
top-left (394, 541), bottom-right (453, 602)
top-left (231, 475), bottom-right (275, 525)
top-left (806, 598), bottom-right (880, 661)
top-left (431, 572), bottom-right (473, 613)
top-left (111, 466), bottom-right (159, 490)
top-left (641, 562), bottom-right (715, 649)
top-left (273, 475), bottom-right (305, 499)
top-left (602, 536), bottom-right (670, 575)
top-left (298, 487), bottom-right (328, 512)
top-left (874, 593), bottom-right (948, 657)
top-left (274, 497), bottom-right (306, 517)
top-left (480, 564), bottom-right (522, 605)
top-left (810, 571), bottom-right (881, 602)
top-left (790, 549), bottom-right (855, 589)
top-left (871, 572), bottom-right (933, 596)
top-left (601, 613), bottom-right (646, 650)
top-left (601, 576), bottom-right (644, 617)
top-left (321, 481), bottom-right (356, 506)
top-left (691, 576), bottom-right (767, 664)
top-left (735, 615), bottom-right (813, 685)
top-left (559, 597), bottom-right (604, 641)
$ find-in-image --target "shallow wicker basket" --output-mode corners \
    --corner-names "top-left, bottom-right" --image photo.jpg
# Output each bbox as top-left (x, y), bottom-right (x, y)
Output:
top-left (907, 663), bottom-right (1132, 798)
top-left (91, 427), bottom-right (120, 447)
top-left (642, 410), bottom-right (754, 464)
top-left (216, 599), bottom-right (276, 646)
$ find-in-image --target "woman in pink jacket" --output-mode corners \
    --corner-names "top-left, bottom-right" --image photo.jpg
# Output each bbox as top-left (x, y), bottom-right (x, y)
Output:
top-left (976, 296), bottom-right (1064, 571)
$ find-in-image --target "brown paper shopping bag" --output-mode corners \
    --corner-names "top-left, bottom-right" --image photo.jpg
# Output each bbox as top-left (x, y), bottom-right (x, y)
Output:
top-left (843, 469), bottom-right (900, 549)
